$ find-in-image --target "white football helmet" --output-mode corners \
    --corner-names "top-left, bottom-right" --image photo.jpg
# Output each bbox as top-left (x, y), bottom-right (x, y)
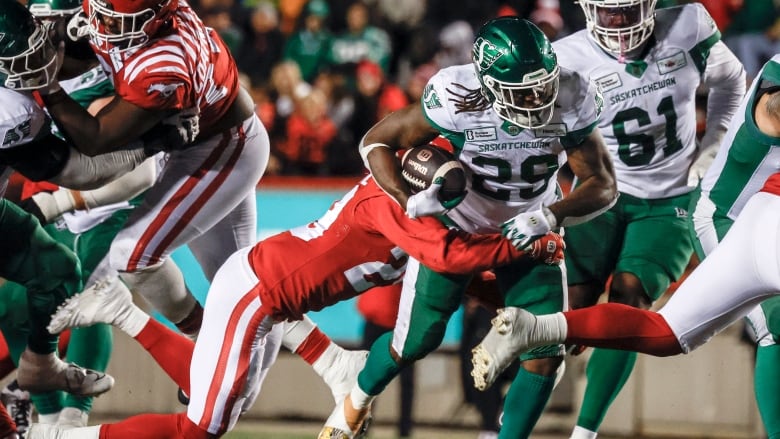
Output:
top-left (579, 0), bottom-right (657, 57)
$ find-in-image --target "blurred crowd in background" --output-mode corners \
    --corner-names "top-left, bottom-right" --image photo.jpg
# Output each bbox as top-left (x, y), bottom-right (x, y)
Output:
top-left (189, 0), bottom-right (780, 177)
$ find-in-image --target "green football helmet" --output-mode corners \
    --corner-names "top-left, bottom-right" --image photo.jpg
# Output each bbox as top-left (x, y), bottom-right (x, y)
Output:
top-left (472, 17), bottom-right (559, 129)
top-left (0, 0), bottom-right (59, 90)
top-left (579, 0), bottom-right (657, 57)
top-left (28, 0), bottom-right (83, 18)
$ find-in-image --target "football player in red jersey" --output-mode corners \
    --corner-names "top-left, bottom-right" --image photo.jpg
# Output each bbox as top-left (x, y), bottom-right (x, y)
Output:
top-left (36, 0), bottom-right (270, 339)
top-left (28, 175), bottom-right (565, 439)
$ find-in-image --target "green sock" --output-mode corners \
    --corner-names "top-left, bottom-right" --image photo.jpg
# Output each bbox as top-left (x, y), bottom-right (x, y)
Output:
top-left (30, 390), bottom-right (64, 416)
top-left (577, 348), bottom-right (637, 431)
top-left (755, 344), bottom-right (780, 438)
top-left (62, 324), bottom-right (113, 412)
top-left (498, 367), bottom-right (556, 439)
top-left (357, 332), bottom-right (402, 396)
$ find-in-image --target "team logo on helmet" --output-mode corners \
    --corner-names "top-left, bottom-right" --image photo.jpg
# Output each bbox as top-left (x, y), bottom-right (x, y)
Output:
top-left (472, 36), bottom-right (504, 72)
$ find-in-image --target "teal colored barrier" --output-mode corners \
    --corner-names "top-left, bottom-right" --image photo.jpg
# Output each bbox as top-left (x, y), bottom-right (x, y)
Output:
top-left (171, 187), bottom-right (463, 347)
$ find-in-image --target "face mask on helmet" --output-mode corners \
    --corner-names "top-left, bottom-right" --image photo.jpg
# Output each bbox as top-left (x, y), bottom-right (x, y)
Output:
top-left (87, 0), bottom-right (176, 53)
top-left (0, 20), bottom-right (60, 90)
top-left (472, 18), bottom-right (560, 129)
top-left (580, 0), bottom-right (656, 57)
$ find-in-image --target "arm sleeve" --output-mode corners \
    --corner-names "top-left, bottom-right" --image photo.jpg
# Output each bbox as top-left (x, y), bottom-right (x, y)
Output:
top-left (364, 197), bottom-right (525, 274)
top-left (700, 41), bottom-right (746, 155)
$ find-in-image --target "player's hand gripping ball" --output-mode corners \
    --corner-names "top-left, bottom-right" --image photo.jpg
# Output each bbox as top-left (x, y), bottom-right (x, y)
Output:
top-left (401, 144), bottom-right (467, 218)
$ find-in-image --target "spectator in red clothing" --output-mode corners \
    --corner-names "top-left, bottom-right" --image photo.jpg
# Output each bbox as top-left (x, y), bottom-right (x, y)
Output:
top-left (280, 89), bottom-right (338, 175)
top-left (349, 60), bottom-right (409, 146)
top-left (357, 285), bottom-right (414, 438)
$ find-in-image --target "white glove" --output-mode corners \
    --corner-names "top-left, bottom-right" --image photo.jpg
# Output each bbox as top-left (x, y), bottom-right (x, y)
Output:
top-left (66, 11), bottom-right (90, 42)
top-left (687, 146), bottom-right (718, 187)
top-left (501, 207), bottom-right (556, 250)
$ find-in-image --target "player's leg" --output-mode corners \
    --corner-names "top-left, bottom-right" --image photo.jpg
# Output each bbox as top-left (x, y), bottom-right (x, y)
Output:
top-left (109, 116), bottom-right (269, 338)
top-left (0, 200), bottom-right (111, 397)
top-left (46, 220), bottom-right (117, 428)
top-left (576, 193), bottom-right (693, 438)
top-left (321, 259), bottom-right (469, 438)
top-left (281, 315), bottom-right (368, 404)
top-left (494, 261), bottom-right (565, 439)
top-left (744, 298), bottom-right (780, 439)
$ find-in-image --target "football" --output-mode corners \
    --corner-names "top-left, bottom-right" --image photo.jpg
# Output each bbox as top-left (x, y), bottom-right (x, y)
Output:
top-left (401, 144), bottom-right (467, 203)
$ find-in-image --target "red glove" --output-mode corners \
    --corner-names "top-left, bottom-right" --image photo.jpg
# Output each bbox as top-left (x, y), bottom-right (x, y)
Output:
top-left (527, 231), bottom-right (565, 266)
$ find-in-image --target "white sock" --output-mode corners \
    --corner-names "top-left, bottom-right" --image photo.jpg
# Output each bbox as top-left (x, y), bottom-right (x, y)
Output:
top-left (349, 386), bottom-right (374, 410)
top-left (37, 412), bottom-right (60, 424)
top-left (110, 280), bottom-right (150, 338)
top-left (537, 312), bottom-right (568, 343)
top-left (311, 343), bottom-right (340, 379)
top-left (570, 425), bottom-right (598, 439)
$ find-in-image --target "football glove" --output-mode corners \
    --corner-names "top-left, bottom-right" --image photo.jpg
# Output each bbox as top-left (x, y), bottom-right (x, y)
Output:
top-left (501, 207), bottom-right (556, 250)
top-left (405, 177), bottom-right (465, 218)
top-left (526, 231), bottom-right (565, 266)
top-left (687, 146), bottom-right (718, 187)
top-left (142, 107), bottom-right (201, 153)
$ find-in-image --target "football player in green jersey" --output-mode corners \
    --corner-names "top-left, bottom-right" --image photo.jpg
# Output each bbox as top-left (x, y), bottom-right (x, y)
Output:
top-left (320, 17), bottom-right (617, 439)
top-left (548, 1), bottom-right (746, 438)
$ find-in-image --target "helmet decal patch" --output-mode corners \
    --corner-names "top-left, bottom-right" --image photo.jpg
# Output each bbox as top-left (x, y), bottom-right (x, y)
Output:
top-left (472, 36), bottom-right (503, 72)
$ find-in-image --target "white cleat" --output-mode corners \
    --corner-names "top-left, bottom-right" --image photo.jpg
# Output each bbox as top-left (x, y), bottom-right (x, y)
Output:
top-left (471, 307), bottom-right (546, 391)
top-left (17, 350), bottom-right (114, 398)
top-left (317, 396), bottom-right (371, 439)
top-left (47, 277), bottom-right (132, 334)
top-left (1, 380), bottom-right (32, 435)
top-left (321, 349), bottom-right (368, 404)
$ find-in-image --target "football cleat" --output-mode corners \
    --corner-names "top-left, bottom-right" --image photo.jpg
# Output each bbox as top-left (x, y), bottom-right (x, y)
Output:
top-left (1, 380), bottom-right (32, 435)
top-left (17, 350), bottom-right (114, 398)
top-left (47, 277), bottom-right (132, 334)
top-left (321, 349), bottom-right (368, 404)
top-left (471, 307), bottom-right (544, 391)
top-left (317, 397), bottom-right (371, 439)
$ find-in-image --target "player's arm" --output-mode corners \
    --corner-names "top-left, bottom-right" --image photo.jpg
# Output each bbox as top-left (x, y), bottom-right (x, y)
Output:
top-left (550, 128), bottom-right (617, 226)
top-left (360, 103), bottom-right (440, 210)
top-left (364, 195), bottom-right (564, 274)
top-left (689, 42), bottom-right (746, 181)
top-left (40, 91), bottom-right (167, 157)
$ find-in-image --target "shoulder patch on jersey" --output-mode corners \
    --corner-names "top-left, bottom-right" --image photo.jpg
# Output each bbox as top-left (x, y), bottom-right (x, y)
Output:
top-left (594, 72), bottom-right (622, 93)
top-left (147, 82), bottom-right (185, 98)
top-left (423, 83), bottom-right (442, 109)
top-left (657, 51), bottom-right (687, 75)
top-left (465, 127), bottom-right (497, 141)
top-left (2, 119), bottom-right (32, 147)
top-left (533, 123), bottom-right (568, 137)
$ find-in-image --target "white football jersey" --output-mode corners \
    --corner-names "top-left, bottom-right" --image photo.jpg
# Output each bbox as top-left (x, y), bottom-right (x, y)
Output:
top-left (554, 3), bottom-right (720, 199)
top-left (421, 63), bottom-right (601, 234)
top-left (0, 88), bottom-right (51, 151)
top-left (700, 54), bottom-right (780, 221)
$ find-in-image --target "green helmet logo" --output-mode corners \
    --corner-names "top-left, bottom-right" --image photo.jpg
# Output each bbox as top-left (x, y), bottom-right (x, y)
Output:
top-left (0, 0), bottom-right (59, 90)
top-left (472, 17), bottom-right (560, 129)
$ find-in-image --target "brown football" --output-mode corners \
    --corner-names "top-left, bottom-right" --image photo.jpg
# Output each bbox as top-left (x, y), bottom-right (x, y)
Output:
top-left (401, 144), bottom-right (467, 203)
